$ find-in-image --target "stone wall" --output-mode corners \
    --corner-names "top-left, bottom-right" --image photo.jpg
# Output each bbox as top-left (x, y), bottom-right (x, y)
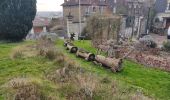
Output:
top-left (67, 22), bottom-right (86, 40)
top-left (63, 5), bottom-right (112, 23)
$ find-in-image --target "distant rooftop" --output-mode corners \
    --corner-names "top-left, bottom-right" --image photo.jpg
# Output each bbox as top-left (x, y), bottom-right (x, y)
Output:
top-left (33, 17), bottom-right (51, 27)
top-left (36, 11), bottom-right (63, 18)
top-left (62, 0), bottom-right (108, 6)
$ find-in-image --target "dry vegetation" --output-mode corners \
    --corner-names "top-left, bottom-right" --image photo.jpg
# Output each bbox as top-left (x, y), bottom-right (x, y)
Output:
top-left (0, 37), bottom-right (154, 100)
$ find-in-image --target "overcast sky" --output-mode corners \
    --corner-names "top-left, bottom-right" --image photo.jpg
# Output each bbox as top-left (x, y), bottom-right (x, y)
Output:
top-left (37, 0), bottom-right (64, 11)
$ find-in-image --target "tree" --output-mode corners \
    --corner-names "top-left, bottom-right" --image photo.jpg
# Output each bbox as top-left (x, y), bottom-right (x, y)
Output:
top-left (0, 0), bottom-right (37, 41)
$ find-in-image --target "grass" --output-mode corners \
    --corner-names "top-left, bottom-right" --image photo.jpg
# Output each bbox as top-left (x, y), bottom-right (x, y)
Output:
top-left (0, 41), bottom-right (34, 59)
top-left (56, 40), bottom-right (170, 100)
top-left (0, 42), bottom-right (62, 99)
top-left (0, 40), bottom-right (170, 100)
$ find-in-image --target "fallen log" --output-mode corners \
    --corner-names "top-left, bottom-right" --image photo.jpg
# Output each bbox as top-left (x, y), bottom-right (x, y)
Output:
top-left (76, 49), bottom-right (95, 61)
top-left (95, 47), bottom-right (134, 72)
top-left (95, 55), bottom-right (123, 72)
top-left (66, 43), bottom-right (78, 53)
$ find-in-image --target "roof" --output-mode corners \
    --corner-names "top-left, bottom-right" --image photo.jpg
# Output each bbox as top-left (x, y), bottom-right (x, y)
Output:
top-left (62, 0), bottom-right (108, 6)
top-left (33, 17), bottom-right (51, 27)
top-left (157, 12), bottom-right (170, 18)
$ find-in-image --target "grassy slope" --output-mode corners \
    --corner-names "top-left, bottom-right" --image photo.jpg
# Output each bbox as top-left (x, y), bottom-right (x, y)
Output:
top-left (0, 42), bottom-right (62, 100)
top-left (0, 40), bottom-right (170, 100)
top-left (57, 40), bottom-right (170, 100)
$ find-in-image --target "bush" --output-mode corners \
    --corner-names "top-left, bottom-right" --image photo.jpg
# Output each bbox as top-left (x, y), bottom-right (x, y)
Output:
top-left (45, 48), bottom-right (57, 60)
top-left (139, 35), bottom-right (157, 48)
top-left (37, 36), bottom-right (59, 60)
top-left (5, 78), bottom-right (49, 100)
top-left (150, 41), bottom-right (157, 48)
top-left (11, 49), bottom-right (23, 59)
top-left (163, 41), bottom-right (170, 51)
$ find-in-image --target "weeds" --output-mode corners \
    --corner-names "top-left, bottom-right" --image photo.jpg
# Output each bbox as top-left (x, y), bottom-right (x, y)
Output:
top-left (10, 44), bottom-right (38, 59)
top-left (100, 77), bottom-right (111, 84)
top-left (10, 49), bottom-right (23, 59)
top-left (3, 78), bottom-right (43, 100)
top-left (37, 36), bottom-right (58, 60)
top-left (45, 48), bottom-right (57, 60)
top-left (163, 41), bottom-right (170, 52)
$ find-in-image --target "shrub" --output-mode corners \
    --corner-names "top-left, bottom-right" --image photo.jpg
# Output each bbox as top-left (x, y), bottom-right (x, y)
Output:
top-left (37, 36), bottom-right (59, 60)
top-left (4, 78), bottom-right (48, 100)
top-left (54, 54), bottom-right (65, 65)
top-left (11, 49), bottom-right (23, 59)
top-left (139, 35), bottom-right (157, 48)
top-left (150, 41), bottom-right (157, 48)
top-left (163, 41), bottom-right (170, 51)
top-left (77, 74), bottom-right (98, 99)
top-left (45, 48), bottom-right (57, 60)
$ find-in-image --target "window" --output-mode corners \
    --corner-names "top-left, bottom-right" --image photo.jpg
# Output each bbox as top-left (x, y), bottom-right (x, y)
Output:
top-left (99, 6), bottom-right (103, 14)
top-left (93, 7), bottom-right (96, 12)
top-left (85, 7), bottom-right (90, 15)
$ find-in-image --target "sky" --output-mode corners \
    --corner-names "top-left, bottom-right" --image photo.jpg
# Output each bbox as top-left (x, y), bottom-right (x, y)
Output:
top-left (37, 0), bottom-right (64, 12)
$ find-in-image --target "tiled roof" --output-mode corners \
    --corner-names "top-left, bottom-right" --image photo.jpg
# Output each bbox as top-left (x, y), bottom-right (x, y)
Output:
top-left (33, 17), bottom-right (51, 27)
top-left (62, 0), bottom-right (108, 6)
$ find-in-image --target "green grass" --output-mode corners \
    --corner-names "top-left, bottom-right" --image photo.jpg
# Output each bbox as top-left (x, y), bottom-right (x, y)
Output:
top-left (56, 40), bottom-right (170, 100)
top-left (0, 40), bottom-right (170, 100)
top-left (0, 41), bottom-right (63, 99)
top-left (0, 41), bottom-right (34, 59)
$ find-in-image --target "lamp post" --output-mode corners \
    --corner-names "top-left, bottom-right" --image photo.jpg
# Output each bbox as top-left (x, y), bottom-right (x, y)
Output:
top-left (79, 0), bottom-right (82, 38)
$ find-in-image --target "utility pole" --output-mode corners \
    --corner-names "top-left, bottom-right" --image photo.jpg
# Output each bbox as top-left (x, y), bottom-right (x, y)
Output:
top-left (79, 0), bottom-right (82, 38)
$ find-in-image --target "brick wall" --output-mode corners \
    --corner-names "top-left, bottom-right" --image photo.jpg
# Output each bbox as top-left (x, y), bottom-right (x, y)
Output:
top-left (34, 27), bottom-right (43, 33)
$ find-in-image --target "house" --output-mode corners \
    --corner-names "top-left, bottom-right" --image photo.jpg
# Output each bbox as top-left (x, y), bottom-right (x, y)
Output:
top-left (30, 17), bottom-right (50, 34)
top-left (62, 0), bottom-right (112, 23)
top-left (62, 0), bottom-right (113, 40)
top-left (108, 0), bottom-right (128, 14)
top-left (154, 0), bottom-right (170, 29)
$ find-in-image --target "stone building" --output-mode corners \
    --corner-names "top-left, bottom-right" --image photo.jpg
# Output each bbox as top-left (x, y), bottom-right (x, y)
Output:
top-left (61, 0), bottom-right (113, 40)
top-left (154, 0), bottom-right (170, 29)
top-left (62, 0), bottom-right (112, 22)
top-left (30, 17), bottom-right (50, 34)
top-left (108, 0), bottom-right (128, 14)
